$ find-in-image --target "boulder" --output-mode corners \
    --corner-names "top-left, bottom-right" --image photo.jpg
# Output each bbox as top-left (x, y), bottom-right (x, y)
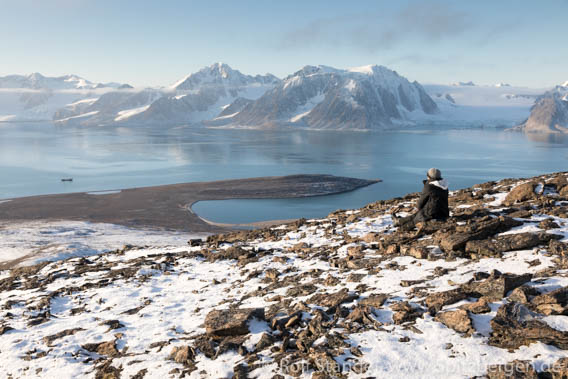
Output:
top-left (437, 217), bottom-right (522, 252)
top-left (204, 308), bottom-right (265, 336)
top-left (459, 297), bottom-right (491, 314)
top-left (435, 309), bottom-right (474, 335)
top-left (255, 333), bottom-right (274, 352)
top-left (358, 294), bottom-right (388, 308)
top-left (508, 286), bottom-right (539, 304)
top-left (310, 351), bottom-right (341, 374)
top-left (308, 288), bottom-right (357, 310)
top-left (465, 232), bottom-right (561, 257)
top-left (408, 247), bottom-right (428, 259)
top-left (362, 233), bottom-right (381, 243)
top-left (462, 271), bottom-right (532, 301)
top-left (425, 288), bottom-right (467, 312)
top-left (285, 284), bottom-right (318, 297)
top-left (390, 301), bottom-right (423, 324)
top-left (264, 269), bottom-right (280, 281)
top-left (82, 340), bottom-right (119, 357)
top-left (347, 245), bottom-right (364, 258)
top-left (168, 346), bottom-right (195, 365)
top-left (539, 218), bottom-right (560, 229)
top-left (530, 286), bottom-right (568, 315)
top-left (489, 302), bottom-right (568, 350)
top-left (504, 182), bottom-right (538, 205)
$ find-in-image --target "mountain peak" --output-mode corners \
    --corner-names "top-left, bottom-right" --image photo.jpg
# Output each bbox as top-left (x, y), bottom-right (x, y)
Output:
top-left (206, 62), bottom-right (233, 77)
top-left (562, 80), bottom-right (568, 87)
top-left (28, 72), bottom-right (45, 80)
top-left (173, 63), bottom-right (279, 91)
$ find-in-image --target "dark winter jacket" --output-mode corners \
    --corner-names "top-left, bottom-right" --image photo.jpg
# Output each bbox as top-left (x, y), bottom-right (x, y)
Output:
top-left (414, 178), bottom-right (449, 222)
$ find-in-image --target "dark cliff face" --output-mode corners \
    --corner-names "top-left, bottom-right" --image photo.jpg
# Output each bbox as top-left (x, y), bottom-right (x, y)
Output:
top-left (522, 89), bottom-right (568, 133)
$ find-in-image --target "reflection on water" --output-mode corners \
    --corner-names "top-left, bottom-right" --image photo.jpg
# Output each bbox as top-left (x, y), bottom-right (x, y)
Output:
top-left (1, 123), bottom-right (568, 222)
top-left (525, 131), bottom-right (568, 145)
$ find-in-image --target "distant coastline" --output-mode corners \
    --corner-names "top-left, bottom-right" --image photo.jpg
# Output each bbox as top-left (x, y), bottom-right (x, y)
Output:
top-left (0, 174), bottom-right (380, 233)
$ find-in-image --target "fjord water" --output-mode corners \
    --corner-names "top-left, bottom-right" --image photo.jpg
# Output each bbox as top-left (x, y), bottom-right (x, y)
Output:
top-left (1, 122), bottom-right (567, 223)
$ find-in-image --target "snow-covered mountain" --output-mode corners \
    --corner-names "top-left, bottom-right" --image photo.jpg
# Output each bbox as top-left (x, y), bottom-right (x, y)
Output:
top-left (0, 73), bottom-right (124, 122)
top-left (0, 72), bottom-right (121, 91)
top-left (207, 64), bottom-right (438, 130)
top-left (54, 63), bottom-right (281, 126)
top-left (171, 62), bottom-right (279, 91)
top-left (53, 89), bottom-right (163, 125)
top-left (517, 85), bottom-right (568, 133)
top-left (3, 65), bottom-right (563, 131)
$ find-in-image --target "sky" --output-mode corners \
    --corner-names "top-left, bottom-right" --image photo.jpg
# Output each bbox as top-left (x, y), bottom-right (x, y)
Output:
top-left (0, 0), bottom-right (566, 88)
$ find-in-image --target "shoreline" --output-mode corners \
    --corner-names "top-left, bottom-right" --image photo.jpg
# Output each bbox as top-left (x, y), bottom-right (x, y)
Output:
top-left (0, 174), bottom-right (380, 234)
top-left (187, 202), bottom-right (298, 229)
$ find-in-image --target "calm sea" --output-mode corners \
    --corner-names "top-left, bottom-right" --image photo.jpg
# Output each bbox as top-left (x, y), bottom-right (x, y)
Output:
top-left (1, 122), bottom-right (567, 223)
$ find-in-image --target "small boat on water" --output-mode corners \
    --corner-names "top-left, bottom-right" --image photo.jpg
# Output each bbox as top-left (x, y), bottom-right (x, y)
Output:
top-left (61, 178), bottom-right (73, 182)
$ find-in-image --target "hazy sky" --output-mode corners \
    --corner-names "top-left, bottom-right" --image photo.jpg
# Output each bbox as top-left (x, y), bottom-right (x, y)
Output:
top-left (0, 0), bottom-right (566, 88)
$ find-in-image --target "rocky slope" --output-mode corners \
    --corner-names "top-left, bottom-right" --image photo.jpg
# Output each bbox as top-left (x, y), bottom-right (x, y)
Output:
top-left (207, 65), bottom-right (438, 130)
top-left (518, 85), bottom-right (568, 133)
top-left (1, 173), bottom-right (568, 378)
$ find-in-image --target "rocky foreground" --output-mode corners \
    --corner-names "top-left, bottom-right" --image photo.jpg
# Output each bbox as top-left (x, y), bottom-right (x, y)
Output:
top-left (1, 173), bottom-right (568, 378)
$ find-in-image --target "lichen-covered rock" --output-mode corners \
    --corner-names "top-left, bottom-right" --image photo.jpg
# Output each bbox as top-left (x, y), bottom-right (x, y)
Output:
top-left (308, 288), bottom-right (357, 310)
top-left (168, 345), bottom-right (195, 365)
top-left (204, 308), bottom-right (265, 336)
top-left (437, 217), bottom-right (522, 252)
top-left (82, 340), bottom-right (119, 357)
top-left (504, 182), bottom-right (538, 205)
top-left (358, 294), bottom-right (388, 308)
top-left (465, 232), bottom-right (561, 257)
top-left (530, 286), bottom-right (568, 315)
top-left (425, 288), bottom-right (467, 312)
top-left (390, 301), bottom-right (423, 324)
top-left (508, 286), bottom-right (539, 304)
top-left (489, 302), bottom-right (568, 350)
top-left (462, 271), bottom-right (532, 301)
top-left (435, 309), bottom-right (474, 335)
top-left (459, 297), bottom-right (491, 314)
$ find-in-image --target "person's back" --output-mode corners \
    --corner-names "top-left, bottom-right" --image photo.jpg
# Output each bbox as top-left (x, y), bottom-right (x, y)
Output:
top-left (415, 173), bottom-right (449, 222)
top-left (392, 168), bottom-right (449, 230)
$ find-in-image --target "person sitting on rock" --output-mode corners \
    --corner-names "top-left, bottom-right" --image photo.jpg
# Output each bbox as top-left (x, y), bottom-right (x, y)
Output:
top-left (392, 168), bottom-right (449, 231)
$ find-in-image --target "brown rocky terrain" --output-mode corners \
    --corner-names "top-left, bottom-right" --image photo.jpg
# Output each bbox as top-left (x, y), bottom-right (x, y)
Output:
top-left (1, 172), bottom-right (568, 378)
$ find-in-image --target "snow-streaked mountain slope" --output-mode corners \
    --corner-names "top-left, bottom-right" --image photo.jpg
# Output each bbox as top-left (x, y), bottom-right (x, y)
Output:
top-left (207, 64), bottom-right (438, 130)
top-left (0, 72), bottom-right (120, 91)
top-left (517, 85), bottom-right (568, 133)
top-left (54, 63), bottom-right (281, 126)
top-left (53, 89), bottom-right (163, 126)
top-left (0, 73), bottom-right (124, 121)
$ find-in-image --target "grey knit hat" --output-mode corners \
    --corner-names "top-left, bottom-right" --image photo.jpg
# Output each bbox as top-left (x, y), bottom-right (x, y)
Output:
top-left (427, 168), bottom-right (442, 180)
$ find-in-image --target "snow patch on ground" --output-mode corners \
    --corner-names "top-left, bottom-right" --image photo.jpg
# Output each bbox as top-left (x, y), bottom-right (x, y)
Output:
top-left (0, 220), bottom-right (205, 266)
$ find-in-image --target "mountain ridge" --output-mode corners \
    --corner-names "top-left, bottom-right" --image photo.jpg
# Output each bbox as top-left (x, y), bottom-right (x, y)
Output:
top-left (207, 64), bottom-right (438, 130)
